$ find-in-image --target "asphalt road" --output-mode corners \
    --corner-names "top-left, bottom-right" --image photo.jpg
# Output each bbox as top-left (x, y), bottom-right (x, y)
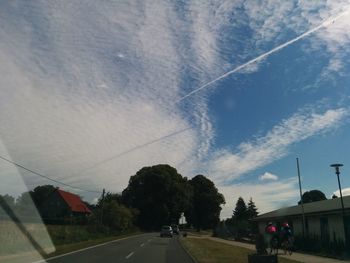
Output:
top-left (43, 233), bottom-right (193, 263)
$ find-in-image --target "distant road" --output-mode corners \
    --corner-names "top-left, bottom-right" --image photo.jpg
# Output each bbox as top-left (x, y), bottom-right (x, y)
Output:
top-left (41, 233), bottom-right (193, 263)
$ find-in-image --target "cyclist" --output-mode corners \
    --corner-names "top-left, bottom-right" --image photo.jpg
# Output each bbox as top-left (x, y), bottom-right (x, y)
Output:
top-left (280, 222), bottom-right (293, 254)
top-left (265, 222), bottom-right (278, 254)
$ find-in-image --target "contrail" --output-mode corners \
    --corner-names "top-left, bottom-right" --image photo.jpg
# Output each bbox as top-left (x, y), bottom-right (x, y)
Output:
top-left (177, 8), bottom-right (350, 102)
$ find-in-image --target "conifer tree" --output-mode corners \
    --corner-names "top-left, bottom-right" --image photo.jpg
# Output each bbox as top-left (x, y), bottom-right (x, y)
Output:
top-left (247, 197), bottom-right (258, 219)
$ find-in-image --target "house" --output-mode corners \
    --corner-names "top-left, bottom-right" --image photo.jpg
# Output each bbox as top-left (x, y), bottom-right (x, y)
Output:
top-left (254, 196), bottom-right (350, 242)
top-left (39, 188), bottom-right (92, 223)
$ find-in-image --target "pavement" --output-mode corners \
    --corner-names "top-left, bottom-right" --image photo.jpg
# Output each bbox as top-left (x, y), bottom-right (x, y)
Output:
top-left (1, 233), bottom-right (193, 263)
top-left (190, 235), bottom-right (350, 263)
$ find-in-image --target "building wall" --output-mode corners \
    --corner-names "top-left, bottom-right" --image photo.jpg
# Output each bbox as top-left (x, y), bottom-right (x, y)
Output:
top-left (328, 214), bottom-right (345, 241)
top-left (306, 216), bottom-right (320, 237)
top-left (306, 214), bottom-right (345, 241)
top-left (258, 214), bottom-right (346, 243)
top-left (292, 217), bottom-right (303, 236)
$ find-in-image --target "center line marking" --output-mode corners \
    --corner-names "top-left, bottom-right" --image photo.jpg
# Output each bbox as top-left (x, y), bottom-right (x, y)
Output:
top-left (140, 243), bottom-right (145, 247)
top-left (126, 252), bottom-right (134, 259)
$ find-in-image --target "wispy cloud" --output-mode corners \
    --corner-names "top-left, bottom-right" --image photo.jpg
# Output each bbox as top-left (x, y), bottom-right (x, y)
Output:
top-left (1, 1), bottom-right (350, 214)
top-left (0, 1), bottom-right (220, 198)
top-left (209, 108), bottom-right (349, 182)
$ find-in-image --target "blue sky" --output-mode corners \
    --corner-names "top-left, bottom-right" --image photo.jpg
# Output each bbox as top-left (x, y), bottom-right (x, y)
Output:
top-left (1, 1), bottom-right (350, 218)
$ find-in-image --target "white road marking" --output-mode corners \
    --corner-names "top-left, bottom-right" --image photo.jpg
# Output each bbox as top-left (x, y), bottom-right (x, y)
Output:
top-left (126, 252), bottom-right (134, 259)
top-left (147, 239), bottom-right (152, 242)
top-left (140, 243), bottom-right (145, 247)
top-left (31, 234), bottom-right (147, 263)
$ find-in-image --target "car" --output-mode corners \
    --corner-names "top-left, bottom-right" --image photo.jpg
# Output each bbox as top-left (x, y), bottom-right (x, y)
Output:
top-left (160, 225), bottom-right (173, 237)
top-left (171, 224), bottom-right (180, 235)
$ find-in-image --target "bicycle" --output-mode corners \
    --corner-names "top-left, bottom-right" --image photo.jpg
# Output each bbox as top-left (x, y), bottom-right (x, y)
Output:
top-left (281, 236), bottom-right (293, 255)
top-left (269, 236), bottom-right (279, 255)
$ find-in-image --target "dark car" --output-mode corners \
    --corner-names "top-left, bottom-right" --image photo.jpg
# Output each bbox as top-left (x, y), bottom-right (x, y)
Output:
top-left (171, 224), bottom-right (180, 235)
top-left (160, 225), bottom-right (173, 237)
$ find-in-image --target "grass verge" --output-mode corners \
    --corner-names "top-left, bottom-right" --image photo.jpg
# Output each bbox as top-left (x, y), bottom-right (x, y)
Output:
top-left (181, 237), bottom-right (300, 263)
top-left (45, 232), bottom-right (141, 258)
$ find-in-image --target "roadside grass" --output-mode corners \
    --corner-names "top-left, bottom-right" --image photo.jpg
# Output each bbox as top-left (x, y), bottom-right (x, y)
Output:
top-left (45, 232), bottom-right (141, 258)
top-left (185, 230), bottom-right (213, 237)
top-left (181, 237), bottom-right (301, 263)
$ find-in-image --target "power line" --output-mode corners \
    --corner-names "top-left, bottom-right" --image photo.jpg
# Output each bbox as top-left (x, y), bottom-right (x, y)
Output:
top-left (0, 127), bottom-right (193, 193)
top-left (72, 127), bottom-right (192, 176)
top-left (0, 155), bottom-right (101, 194)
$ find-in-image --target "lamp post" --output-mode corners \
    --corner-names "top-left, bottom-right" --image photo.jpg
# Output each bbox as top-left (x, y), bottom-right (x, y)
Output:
top-left (330, 164), bottom-right (347, 248)
top-left (297, 158), bottom-right (306, 239)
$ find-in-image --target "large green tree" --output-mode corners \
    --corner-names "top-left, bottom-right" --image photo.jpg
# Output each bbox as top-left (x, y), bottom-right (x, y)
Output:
top-left (298, 189), bottom-right (327, 204)
top-left (185, 175), bottom-right (225, 231)
top-left (122, 164), bottom-right (192, 230)
top-left (30, 185), bottom-right (56, 208)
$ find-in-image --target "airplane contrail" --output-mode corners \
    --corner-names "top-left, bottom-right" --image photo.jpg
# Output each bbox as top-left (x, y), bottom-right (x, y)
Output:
top-left (177, 8), bottom-right (350, 102)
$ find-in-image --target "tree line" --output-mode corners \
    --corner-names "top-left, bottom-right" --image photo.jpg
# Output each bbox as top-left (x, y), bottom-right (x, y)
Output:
top-left (223, 196), bottom-right (259, 239)
top-left (0, 164), bottom-right (225, 232)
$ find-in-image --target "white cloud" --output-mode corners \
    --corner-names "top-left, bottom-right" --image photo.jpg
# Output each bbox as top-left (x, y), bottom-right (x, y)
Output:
top-left (260, 172), bottom-right (279, 181)
top-left (219, 177), bottom-right (299, 218)
top-left (208, 108), bottom-right (349, 182)
top-left (92, 198), bottom-right (99, 205)
top-left (333, 187), bottom-right (350, 197)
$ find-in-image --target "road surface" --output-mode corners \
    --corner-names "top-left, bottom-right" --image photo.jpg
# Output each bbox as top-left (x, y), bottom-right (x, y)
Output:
top-left (41, 233), bottom-right (192, 263)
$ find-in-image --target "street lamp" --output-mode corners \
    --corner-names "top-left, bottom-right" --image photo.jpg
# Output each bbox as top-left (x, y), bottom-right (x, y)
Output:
top-left (330, 163), bottom-right (348, 249)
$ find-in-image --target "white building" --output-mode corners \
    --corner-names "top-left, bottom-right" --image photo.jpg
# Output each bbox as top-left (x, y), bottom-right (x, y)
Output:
top-left (255, 196), bottom-right (350, 242)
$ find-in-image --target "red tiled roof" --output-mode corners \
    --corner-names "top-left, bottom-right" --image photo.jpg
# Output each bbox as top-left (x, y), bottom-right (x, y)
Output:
top-left (57, 189), bottom-right (92, 214)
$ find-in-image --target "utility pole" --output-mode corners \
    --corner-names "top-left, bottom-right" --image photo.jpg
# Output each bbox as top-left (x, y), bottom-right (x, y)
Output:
top-left (100, 188), bottom-right (105, 226)
top-left (297, 158), bottom-right (306, 239)
top-left (330, 164), bottom-right (348, 252)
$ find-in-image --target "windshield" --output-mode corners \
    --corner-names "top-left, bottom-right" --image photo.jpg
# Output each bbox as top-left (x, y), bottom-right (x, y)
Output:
top-left (1, 1), bottom-right (350, 263)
